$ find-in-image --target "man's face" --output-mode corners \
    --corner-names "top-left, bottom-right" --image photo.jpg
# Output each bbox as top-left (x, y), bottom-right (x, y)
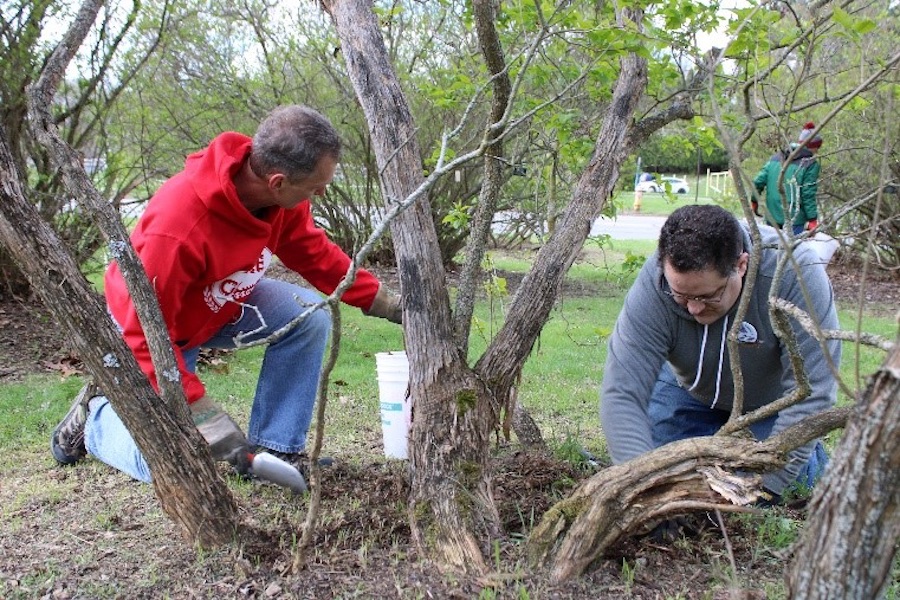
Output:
top-left (270, 154), bottom-right (338, 209)
top-left (662, 253), bottom-right (748, 325)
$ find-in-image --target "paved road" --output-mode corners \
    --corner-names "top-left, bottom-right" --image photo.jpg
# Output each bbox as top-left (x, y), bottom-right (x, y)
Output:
top-left (590, 214), bottom-right (666, 240)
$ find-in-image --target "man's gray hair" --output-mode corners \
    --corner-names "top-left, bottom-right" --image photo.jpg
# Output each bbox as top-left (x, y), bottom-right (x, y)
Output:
top-left (249, 105), bottom-right (341, 182)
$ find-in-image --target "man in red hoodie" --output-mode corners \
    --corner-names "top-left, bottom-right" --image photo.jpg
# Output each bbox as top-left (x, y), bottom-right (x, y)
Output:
top-left (50, 105), bottom-right (402, 482)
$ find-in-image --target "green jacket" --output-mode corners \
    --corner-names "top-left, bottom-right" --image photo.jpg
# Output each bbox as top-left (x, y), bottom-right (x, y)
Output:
top-left (753, 148), bottom-right (820, 227)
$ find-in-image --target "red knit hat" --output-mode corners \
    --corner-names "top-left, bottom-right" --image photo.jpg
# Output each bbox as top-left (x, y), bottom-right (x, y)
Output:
top-left (798, 122), bottom-right (823, 149)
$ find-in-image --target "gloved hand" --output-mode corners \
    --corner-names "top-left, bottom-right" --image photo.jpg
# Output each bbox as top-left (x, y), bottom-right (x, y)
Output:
top-left (647, 516), bottom-right (696, 543)
top-left (806, 218), bottom-right (818, 231)
top-left (646, 513), bottom-right (718, 543)
top-left (751, 200), bottom-right (761, 218)
top-left (190, 396), bottom-right (250, 474)
top-left (363, 285), bottom-right (403, 324)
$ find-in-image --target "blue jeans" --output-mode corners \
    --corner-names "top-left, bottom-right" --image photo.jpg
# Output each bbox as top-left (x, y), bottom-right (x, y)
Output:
top-left (84, 278), bottom-right (331, 482)
top-left (648, 363), bottom-right (828, 491)
top-left (766, 222), bottom-right (806, 236)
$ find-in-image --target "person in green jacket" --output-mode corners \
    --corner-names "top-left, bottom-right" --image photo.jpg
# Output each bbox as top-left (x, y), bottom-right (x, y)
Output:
top-left (753, 122), bottom-right (822, 235)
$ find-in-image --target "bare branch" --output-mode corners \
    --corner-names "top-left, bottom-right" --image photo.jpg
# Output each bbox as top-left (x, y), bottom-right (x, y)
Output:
top-left (771, 297), bottom-right (895, 352)
top-left (527, 406), bottom-right (850, 582)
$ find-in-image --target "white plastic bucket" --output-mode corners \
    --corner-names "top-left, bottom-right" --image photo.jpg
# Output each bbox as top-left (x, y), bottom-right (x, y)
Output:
top-left (375, 351), bottom-right (412, 459)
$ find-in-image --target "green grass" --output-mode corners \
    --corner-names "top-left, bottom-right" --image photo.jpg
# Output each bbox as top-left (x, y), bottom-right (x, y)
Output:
top-left (0, 376), bottom-right (85, 449)
top-left (616, 191), bottom-right (715, 215)
top-left (610, 171), bottom-right (741, 217)
top-left (611, 190), bottom-right (722, 216)
top-left (7, 242), bottom-right (896, 464)
top-left (835, 310), bottom-right (897, 394)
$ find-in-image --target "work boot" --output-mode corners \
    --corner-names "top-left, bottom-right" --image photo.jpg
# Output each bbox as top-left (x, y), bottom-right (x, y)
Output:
top-left (50, 382), bottom-right (100, 465)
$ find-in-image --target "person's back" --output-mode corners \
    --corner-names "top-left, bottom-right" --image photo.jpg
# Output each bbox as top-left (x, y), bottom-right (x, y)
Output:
top-left (753, 122), bottom-right (822, 234)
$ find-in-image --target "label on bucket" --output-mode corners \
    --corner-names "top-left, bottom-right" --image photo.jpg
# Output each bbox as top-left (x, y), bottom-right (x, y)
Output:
top-left (380, 402), bottom-right (403, 412)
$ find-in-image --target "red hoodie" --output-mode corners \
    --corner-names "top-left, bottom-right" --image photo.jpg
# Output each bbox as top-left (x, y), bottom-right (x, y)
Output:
top-left (105, 132), bottom-right (381, 401)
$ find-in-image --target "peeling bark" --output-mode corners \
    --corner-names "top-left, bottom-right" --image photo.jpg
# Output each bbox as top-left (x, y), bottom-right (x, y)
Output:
top-left (528, 408), bottom-right (850, 582)
top-left (0, 126), bottom-right (241, 546)
top-left (323, 0), bottom-right (497, 573)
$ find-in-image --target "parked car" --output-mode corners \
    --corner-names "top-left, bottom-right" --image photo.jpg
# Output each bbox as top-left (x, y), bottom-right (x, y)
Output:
top-left (635, 178), bottom-right (661, 193)
top-left (635, 175), bottom-right (690, 194)
top-left (661, 176), bottom-right (690, 194)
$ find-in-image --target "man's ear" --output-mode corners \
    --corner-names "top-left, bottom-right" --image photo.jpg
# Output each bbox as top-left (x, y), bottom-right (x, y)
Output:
top-left (737, 252), bottom-right (750, 277)
top-left (267, 172), bottom-right (286, 192)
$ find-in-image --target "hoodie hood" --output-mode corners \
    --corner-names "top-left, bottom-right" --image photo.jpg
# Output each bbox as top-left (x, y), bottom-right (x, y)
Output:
top-left (183, 132), bottom-right (265, 230)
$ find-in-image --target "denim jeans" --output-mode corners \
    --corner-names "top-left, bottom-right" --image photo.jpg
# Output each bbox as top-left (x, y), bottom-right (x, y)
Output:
top-left (648, 363), bottom-right (828, 490)
top-left (84, 278), bottom-right (331, 482)
top-left (766, 222), bottom-right (806, 236)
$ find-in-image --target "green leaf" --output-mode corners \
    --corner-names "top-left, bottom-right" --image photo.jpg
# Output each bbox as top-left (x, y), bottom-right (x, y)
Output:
top-left (853, 18), bottom-right (876, 35)
top-left (831, 8), bottom-right (855, 30)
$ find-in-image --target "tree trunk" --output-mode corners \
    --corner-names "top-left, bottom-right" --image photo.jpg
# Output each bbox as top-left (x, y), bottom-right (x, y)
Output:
top-left (452, 0), bottom-right (513, 352)
top-left (323, 0), bottom-right (499, 573)
top-left (476, 43), bottom-right (648, 397)
top-left (786, 332), bottom-right (900, 599)
top-left (0, 0), bottom-right (242, 548)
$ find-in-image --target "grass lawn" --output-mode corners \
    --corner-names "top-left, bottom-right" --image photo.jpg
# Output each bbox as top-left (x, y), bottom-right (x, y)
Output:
top-left (613, 172), bottom-right (737, 217)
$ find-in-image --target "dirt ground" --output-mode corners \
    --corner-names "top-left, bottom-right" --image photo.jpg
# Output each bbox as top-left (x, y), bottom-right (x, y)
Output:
top-left (0, 257), bottom-right (896, 599)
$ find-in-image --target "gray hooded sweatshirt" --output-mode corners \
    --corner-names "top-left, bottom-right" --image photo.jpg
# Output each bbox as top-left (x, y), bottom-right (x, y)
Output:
top-left (599, 224), bottom-right (841, 494)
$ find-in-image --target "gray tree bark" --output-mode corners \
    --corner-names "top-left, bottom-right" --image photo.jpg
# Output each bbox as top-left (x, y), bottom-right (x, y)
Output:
top-left (323, 0), bottom-right (498, 573)
top-left (0, 126), bottom-right (242, 546)
top-left (786, 330), bottom-right (900, 600)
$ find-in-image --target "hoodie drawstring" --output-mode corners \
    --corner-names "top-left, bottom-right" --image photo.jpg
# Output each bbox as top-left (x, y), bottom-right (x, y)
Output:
top-left (688, 316), bottom-right (729, 409)
top-left (688, 325), bottom-right (708, 391)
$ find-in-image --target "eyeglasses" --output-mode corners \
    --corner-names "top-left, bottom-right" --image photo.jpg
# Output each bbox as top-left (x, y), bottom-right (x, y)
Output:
top-left (664, 275), bottom-right (731, 306)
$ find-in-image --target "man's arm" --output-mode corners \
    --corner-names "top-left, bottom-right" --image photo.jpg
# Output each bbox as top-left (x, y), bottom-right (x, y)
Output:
top-left (763, 252), bottom-right (840, 494)
top-left (599, 261), bottom-right (671, 463)
top-left (752, 162), bottom-right (769, 194)
top-left (798, 159), bottom-right (821, 223)
top-left (274, 201), bottom-right (381, 309)
top-left (751, 163), bottom-right (771, 216)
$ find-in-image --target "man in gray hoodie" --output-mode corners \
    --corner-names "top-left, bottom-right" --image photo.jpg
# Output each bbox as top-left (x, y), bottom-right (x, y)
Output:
top-left (600, 204), bottom-right (840, 501)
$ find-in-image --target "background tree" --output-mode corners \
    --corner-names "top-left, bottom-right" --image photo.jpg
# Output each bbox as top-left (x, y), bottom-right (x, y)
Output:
top-left (0, 0), bottom-right (168, 295)
top-left (729, 0), bottom-right (899, 272)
